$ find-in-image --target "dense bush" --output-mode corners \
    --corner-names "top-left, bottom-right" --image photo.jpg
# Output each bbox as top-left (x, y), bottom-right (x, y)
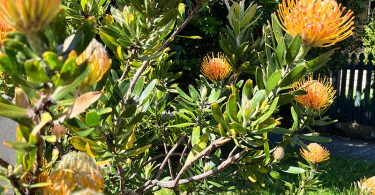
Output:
top-left (0, 0), bottom-right (373, 195)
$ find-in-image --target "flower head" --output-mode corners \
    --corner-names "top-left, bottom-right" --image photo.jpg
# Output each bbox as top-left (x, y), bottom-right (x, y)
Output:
top-left (292, 77), bottom-right (335, 110)
top-left (201, 53), bottom-right (231, 82)
top-left (273, 146), bottom-right (285, 161)
top-left (46, 152), bottom-right (104, 194)
top-left (300, 143), bottom-right (330, 164)
top-left (0, 21), bottom-right (12, 44)
top-left (276, 0), bottom-right (355, 47)
top-left (0, 0), bottom-right (61, 33)
top-left (75, 39), bottom-right (111, 87)
top-left (358, 176), bottom-right (375, 195)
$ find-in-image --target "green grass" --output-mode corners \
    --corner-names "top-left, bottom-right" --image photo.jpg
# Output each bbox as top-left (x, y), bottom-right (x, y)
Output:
top-left (265, 156), bottom-right (375, 194)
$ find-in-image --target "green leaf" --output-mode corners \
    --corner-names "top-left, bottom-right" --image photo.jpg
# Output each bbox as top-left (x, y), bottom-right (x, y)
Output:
top-left (0, 103), bottom-right (29, 120)
top-left (227, 94), bottom-right (239, 122)
top-left (3, 141), bottom-right (36, 153)
top-left (291, 106), bottom-right (299, 131)
top-left (133, 76), bottom-right (146, 98)
top-left (300, 134), bottom-right (332, 142)
top-left (284, 166), bottom-right (305, 174)
top-left (266, 70), bottom-right (282, 94)
top-left (271, 14), bottom-right (283, 45)
top-left (138, 79), bottom-right (157, 103)
top-left (175, 86), bottom-right (193, 102)
top-left (254, 97), bottom-right (279, 125)
top-left (306, 50), bottom-right (335, 73)
top-left (279, 65), bottom-right (307, 87)
top-left (229, 122), bottom-right (247, 134)
top-left (286, 35), bottom-right (302, 64)
top-left (185, 133), bottom-right (208, 163)
top-left (270, 127), bottom-right (291, 134)
top-left (255, 67), bottom-right (265, 89)
top-left (191, 126), bottom-right (200, 147)
top-left (120, 104), bottom-right (137, 118)
top-left (52, 64), bottom-right (90, 101)
top-left (86, 111), bottom-right (101, 127)
top-left (41, 135), bottom-right (57, 143)
top-left (168, 123), bottom-right (195, 128)
top-left (124, 144), bottom-right (152, 157)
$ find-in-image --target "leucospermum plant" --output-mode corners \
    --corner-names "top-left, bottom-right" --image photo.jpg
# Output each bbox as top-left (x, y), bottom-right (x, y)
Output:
top-left (0, 0), bottom-right (356, 194)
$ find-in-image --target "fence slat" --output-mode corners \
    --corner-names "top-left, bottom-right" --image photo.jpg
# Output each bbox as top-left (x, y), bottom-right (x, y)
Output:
top-left (345, 54), bottom-right (357, 122)
top-left (354, 54), bottom-right (365, 123)
top-left (362, 53), bottom-right (373, 124)
top-left (337, 57), bottom-right (348, 122)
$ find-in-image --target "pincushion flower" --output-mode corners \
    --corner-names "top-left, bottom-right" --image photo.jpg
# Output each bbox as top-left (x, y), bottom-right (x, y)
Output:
top-left (0, 21), bottom-right (12, 44)
top-left (75, 39), bottom-right (111, 87)
top-left (300, 143), bottom-right (330, 164)
top-left (201, 53), bottom-right (231, 82)
top-left (272, 146), bottom-right (285, 161)
top-left (0, 0), bottom-right (61, 33)
top-left (46, 152), bottom-right (104, 195)
top-left (292, 77), bottom-right (335, 110)
top-left (358, 176), bottom-right (375, 195)
top-left (276, 0), bottom-right (355, 47)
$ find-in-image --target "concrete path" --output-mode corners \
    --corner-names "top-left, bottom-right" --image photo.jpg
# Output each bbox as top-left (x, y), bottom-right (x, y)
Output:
top-left (0, 117), bottom-right (16, 166)
top-left (321, 135), bottom-right (375, 161)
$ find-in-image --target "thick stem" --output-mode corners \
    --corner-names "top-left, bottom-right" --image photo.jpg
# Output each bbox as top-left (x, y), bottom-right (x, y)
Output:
top-left (141, 150), bottom-right (245, 191)
top-left (173, 138), bottom-right (230, 187)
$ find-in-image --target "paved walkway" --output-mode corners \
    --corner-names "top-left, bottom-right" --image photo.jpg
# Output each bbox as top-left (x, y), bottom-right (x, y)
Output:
top-left (321, 135), bottom-right (375, 161)
top-left (0, 117), bottom-right (16, 165)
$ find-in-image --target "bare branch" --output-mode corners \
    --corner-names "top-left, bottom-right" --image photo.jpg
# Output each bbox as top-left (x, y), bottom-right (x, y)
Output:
top-left (173, 137), bottom-right (231, 187)
top-left (143, 150), bottom-right (246, 191)
top-left (156, 135), bottom-right (186, 180)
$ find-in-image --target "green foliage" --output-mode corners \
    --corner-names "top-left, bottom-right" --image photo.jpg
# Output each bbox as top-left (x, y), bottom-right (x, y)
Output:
top-left (0, 0), bottom-right (356, 194)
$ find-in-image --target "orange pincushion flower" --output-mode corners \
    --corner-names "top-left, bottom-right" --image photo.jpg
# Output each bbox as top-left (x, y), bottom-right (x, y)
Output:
top-left (0, 0), bottom-right (61, 33)
top-left (0, 21), bottom-right (12, 44)
top-left (276, 0), bottom-right (355, 47)
top-left (300, 143), bottom-right (330, 164)
top-left (46, 152), bottom-right (104, 195)
top-left (201, 53), bottom-right (231, 82)
top-left (359, 176), bottom-right (375, 195)
top-left (292, 77), bottom-right (335, 110)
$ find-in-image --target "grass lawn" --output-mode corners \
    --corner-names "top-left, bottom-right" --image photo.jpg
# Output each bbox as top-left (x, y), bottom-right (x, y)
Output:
top-left (263, 156), bottom-right (375, 194)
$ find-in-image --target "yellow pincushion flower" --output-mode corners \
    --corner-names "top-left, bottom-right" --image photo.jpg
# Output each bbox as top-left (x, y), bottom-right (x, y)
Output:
top-left (292, 77), bottom-right (335, 110)
top-left (276, 0), bottom-right (355, 47)
top-left (201, 53), bottom-right (231, 82)
top-left (300, 143), bottom-right (330, 164)
top-left (359, 176), bottom-right (375, 195)
top-left (76, 39), bottom-right (111, 87)
top-left (0, 0), bottom-right (61, 33)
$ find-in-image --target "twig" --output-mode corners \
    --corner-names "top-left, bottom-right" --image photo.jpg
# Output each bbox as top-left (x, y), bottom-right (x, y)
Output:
top-left (142, 150), bottom-right (246, 191)
top-left (0, 158), bottom-right (10, 168)
top-left (223, 0), bottom-right (231, 10)
top-left (173, 137), bottom-right (230, 187)
top-left (164, 143), bottom-right (174, 179)
top-left (118, 165), bottom-right (139, 195)
top-left (179, 137), bottom-right (190, 165)
top-left (156, 135), bottom-right (186, 180)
